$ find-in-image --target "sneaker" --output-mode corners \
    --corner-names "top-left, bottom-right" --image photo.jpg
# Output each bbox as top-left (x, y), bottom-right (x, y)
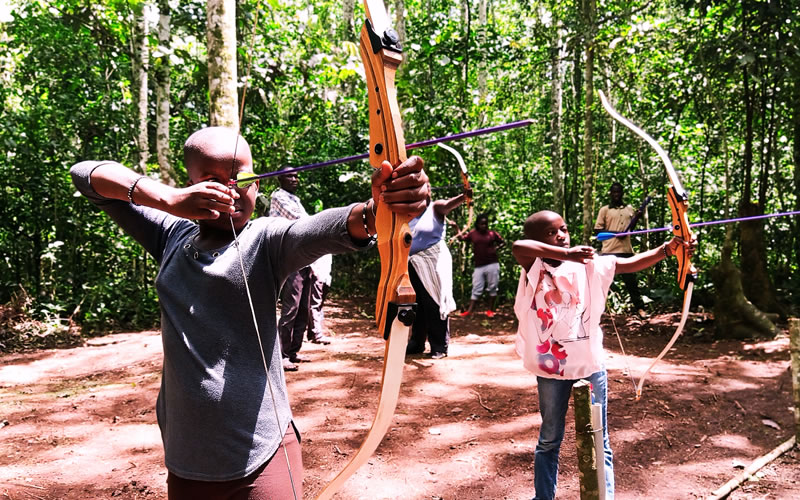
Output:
top-left (282, 358), bottom-right (298, 371)
top-left (459, 310), bottom-right (471, 317)
top-left (310, 335), bottom-right (332, 345)
top-left (290, 354), bottom-right (311, 363)
top-left (485, 310), bottom-right (495, 318)
top-left (430, 352), bottom-right (448, 360)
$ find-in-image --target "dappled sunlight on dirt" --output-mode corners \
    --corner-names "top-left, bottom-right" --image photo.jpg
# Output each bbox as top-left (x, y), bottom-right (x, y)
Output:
top-left (0, 300), bottom-right (798, 499)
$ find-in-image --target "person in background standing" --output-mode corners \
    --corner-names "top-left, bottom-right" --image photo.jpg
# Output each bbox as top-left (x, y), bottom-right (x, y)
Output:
top-left (270, 167), bottom-right (313, 371)
top-left (405, 189), bottom-right (469, 359)
top-left (451, 213), bottom-right (505, 317)
top-left (593, 182), bottom-right (646, 313)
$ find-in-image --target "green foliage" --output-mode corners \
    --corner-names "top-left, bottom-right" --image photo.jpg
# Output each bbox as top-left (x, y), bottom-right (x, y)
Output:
top-left (1, 0), bottom-right (797, 340)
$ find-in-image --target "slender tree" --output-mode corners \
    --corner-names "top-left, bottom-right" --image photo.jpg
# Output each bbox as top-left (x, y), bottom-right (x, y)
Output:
top-left (132, 1), bottom-right (150, 173)
top-left (342, 0), bottom-right (356, 42)
top-left (580, 0), bottom-right (596, 244)
top-left (155, 0), bottom-right (176, 185)
top-left (394, 0), bottom-right (406, 48)
top-left (549, 5), bottom-right (565, 215)
top-left (207, 0), bottom-right (238, 127)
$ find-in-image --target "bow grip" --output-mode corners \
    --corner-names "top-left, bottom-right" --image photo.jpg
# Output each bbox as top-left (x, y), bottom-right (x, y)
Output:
top-left (667, 186), bottom-right (698, 290)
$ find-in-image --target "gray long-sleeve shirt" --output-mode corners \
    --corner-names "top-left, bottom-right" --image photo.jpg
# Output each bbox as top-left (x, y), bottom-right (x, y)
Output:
top-left (71, 161), bottom-right (365, 481)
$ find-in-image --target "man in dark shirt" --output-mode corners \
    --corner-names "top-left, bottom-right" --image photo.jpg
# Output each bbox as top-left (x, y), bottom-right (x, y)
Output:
top-left (452, 213), bottom-right (505, 317)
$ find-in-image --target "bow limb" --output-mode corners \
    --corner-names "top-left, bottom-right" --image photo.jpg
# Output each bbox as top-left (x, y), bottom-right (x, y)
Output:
top-left (314, 1), bottom-right (415, 497)
top-left (635, 281), bottom-right (693, 399)
top-left (598, 90), bottom-right (698, 400)
top-left (437, 143), bottom-right (473, 243)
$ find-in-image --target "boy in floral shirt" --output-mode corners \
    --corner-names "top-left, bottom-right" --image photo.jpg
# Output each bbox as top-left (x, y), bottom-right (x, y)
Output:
top-left (512, 210), bottom-right (694, 500)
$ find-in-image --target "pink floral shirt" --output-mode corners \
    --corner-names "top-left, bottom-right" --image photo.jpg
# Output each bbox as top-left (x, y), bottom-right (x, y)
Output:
top-left (514, 256), bottom-right (616, 379)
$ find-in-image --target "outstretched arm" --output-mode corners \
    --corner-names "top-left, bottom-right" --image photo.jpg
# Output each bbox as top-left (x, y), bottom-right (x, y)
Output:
top-left (447, 218), bottom-right (470, 240)
top-left (512, 239), bottom-right (595, 272)
top-left (432, 190), bottom-right (470, 221)
top-left (615, 237), bottom-right (696, 274)
top-left (89, 162), bottom-right (239, 220)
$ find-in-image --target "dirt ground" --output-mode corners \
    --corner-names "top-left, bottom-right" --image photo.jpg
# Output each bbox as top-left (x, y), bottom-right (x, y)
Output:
top-left (1, 298), bottom-right (799, 500)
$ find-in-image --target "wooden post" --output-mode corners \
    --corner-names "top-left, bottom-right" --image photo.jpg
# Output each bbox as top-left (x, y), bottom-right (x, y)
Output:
top-left (791, 318), bottom-right (800, 444)
top-left (573, 380), bottom-right (601, 500)
top-left (591, 402), bottom-right (606, 499)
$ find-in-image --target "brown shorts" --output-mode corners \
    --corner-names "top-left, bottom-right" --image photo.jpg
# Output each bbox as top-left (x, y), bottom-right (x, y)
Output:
top-left (167, 427), bottom-right (303, 500)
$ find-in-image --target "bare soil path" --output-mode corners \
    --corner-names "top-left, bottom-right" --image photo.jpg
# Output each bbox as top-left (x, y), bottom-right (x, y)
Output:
top-left (1, 298), bottom-right (798, 499)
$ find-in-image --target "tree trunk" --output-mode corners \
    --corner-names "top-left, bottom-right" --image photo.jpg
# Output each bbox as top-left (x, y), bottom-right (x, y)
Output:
top-left (566, 42), bottom-right (583, 223)
top-left (735, 4), bottom-right (782, 315)
top-left (342, 0), bottom-right (355, 41)
top-left (580, 0), bottom-right (596, 245)
top-left (394, 0), bottom-right (406, 48)
top-left (207, 0), bottom-right (239, 128)
top-left (476, 0), bottom-right (487, 127)
top-left (460, 0), bottom-right (470, 123)
top-left (794, 74), bottom-right (800, 273)
top-left (710, 238), bottom-right (778, 339)
top-left (709, 86), bottom-right (777, 338)
top-left (549, 10), bottom-right (564, 215)
top-left (155, 0), bottom-right (176, 186)
top-left (741, 53), bottom-right (753, 202)
top-left (738, 201), bottom-right (786, 315)
top-left (132, 3), bottom-right (150, 174)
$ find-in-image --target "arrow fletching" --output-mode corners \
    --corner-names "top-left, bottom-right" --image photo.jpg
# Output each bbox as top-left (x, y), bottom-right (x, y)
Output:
top-left (233, 172), bottom-right (258, 188)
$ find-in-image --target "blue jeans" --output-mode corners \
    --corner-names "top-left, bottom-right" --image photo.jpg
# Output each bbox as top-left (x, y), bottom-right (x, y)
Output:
top-left (533, 370), bottom-right (614, 500)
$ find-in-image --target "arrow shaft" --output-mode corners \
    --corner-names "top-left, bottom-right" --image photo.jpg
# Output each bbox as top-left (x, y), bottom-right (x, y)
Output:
top-left (596, 210), bottom-right (800, 241)
top-left (238, 119), bottom-right (534, 183)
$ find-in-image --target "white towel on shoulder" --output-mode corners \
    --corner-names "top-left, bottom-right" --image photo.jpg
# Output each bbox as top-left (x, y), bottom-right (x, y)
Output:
top-left (409, 240), bottom-right (457, 320)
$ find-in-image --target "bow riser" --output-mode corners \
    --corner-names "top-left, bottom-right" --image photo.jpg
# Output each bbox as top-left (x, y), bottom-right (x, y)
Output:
top-left (359, 9), bottom-right (415, 336)
top-left (666, 186), bottom-right (697, 290)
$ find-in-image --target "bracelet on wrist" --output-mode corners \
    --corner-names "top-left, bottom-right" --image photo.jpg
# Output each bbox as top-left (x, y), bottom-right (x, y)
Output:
top-left (127, 176), bottom-right (146, 206)
top-left (362, 201), bottom-right (377, 240)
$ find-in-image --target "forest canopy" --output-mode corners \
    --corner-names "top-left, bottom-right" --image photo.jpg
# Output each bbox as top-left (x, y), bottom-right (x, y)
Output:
top-left (1, 0), bottom-right (798, 341)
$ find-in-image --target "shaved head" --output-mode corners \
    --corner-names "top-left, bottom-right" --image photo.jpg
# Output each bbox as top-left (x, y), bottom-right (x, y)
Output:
top-left (183, 127), bottom-right (252, 174)
top-left (523, 210), bottom-right (563, 241)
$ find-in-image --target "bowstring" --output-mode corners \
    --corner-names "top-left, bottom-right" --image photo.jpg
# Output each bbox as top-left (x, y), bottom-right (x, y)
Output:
top-left (227, 3), bottom-right (298, 497)
top-left (608, 311), bottom-right (638, 397)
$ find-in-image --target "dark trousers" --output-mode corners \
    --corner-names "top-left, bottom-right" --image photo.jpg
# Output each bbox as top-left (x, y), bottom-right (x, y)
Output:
top-left (279, 267), bottom-right (312, 359)
top-left (607, 252), bottom-right (644, 309)
top-left (305, 273), bottom-right (329, 341)
top-left (407, 263), bottom-right (450, 355)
